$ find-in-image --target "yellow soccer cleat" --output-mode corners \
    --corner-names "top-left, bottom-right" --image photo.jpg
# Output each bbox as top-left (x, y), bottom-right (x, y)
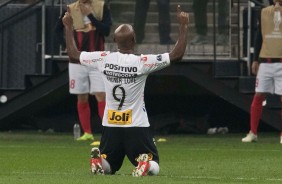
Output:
top-left (77, 133), bottom-right (94, 141)
top-left (90, 141), bottom-right (100, 146)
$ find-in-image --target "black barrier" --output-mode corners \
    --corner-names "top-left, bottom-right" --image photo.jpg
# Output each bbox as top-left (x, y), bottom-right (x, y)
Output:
top-left (0, 4), bottom-right (61, 88)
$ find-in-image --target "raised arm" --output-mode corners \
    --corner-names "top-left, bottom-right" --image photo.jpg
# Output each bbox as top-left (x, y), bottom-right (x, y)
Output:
top-left (63, 7), bottom-right (81, 63)
top-left (169, 5), bottom-right (189, 63)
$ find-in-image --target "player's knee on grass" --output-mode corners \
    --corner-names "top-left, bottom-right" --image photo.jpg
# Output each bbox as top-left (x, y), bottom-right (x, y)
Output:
top-left (147, 161), bottom-right (160, 175)
top-left (102, 158), bottom-right (112, 174)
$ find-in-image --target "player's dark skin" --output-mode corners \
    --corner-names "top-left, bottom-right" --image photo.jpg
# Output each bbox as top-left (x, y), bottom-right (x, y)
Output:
top-left (63, 5), bottom-right (189, 63)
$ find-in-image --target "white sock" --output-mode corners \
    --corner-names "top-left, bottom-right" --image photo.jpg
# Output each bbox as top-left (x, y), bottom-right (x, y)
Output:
top-left (147, 160), bottom-right (160, 175)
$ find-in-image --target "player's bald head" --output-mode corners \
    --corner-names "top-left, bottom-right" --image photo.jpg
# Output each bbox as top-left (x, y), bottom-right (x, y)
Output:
top-left (114, 24), bottom-right (135, 51)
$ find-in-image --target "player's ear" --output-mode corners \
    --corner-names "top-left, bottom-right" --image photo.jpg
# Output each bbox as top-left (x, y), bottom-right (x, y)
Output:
top-left (132, 32), bottom-right (136, 43)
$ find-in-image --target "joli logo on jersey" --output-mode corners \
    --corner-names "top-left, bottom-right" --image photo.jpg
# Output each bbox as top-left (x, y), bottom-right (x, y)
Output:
top-left (108, 109), bottom-right (132, 125)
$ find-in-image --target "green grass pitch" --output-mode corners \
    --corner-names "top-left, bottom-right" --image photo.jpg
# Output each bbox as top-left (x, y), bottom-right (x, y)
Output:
top-left (0, 131), bottom-right (282, 184)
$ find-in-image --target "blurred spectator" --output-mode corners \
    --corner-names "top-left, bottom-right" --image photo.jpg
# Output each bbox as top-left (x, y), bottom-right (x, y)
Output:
top-left (191, 0), bottom-right (231, 45)
top-left (133, 0), bottom-right (174, 45)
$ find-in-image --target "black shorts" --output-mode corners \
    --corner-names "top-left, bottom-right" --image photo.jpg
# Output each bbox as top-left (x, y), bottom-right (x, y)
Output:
top-left (99, 126), bottom-right (159, 174)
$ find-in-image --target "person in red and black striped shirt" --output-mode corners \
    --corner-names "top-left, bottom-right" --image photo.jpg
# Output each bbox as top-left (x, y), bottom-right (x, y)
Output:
top-left (55, 0), bottom-right (112, 143)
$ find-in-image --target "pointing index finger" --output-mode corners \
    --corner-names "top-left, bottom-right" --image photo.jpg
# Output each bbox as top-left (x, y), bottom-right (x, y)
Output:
top-left (177, 5), bottom-right (181, 14)
top-left (67, 6), bottom-right (71, 13)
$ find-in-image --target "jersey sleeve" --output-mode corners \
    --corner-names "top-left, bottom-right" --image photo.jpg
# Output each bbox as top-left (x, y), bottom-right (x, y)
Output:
top-left (80, 51), bottom-right (109, 68)
top-left (139, 53), bottom-right (170, 74)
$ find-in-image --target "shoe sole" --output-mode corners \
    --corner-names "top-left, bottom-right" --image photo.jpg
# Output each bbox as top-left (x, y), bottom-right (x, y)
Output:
top-left (77, 137), bottom-right (94, 141)
top-left (90, 141), bottom-right (100, 146)
top-left (242, 138), bottom-right (257, 143)
top-left (132, 154), bottom-right (149, 177)
top-left (90, 148), bottom-right (104, 175)
top-left (91, 148), bottom-right (100, 158)
top-left (90, 159), bottom-right (104, 175)
top-left (132, 166), bottom-right (146, 177)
